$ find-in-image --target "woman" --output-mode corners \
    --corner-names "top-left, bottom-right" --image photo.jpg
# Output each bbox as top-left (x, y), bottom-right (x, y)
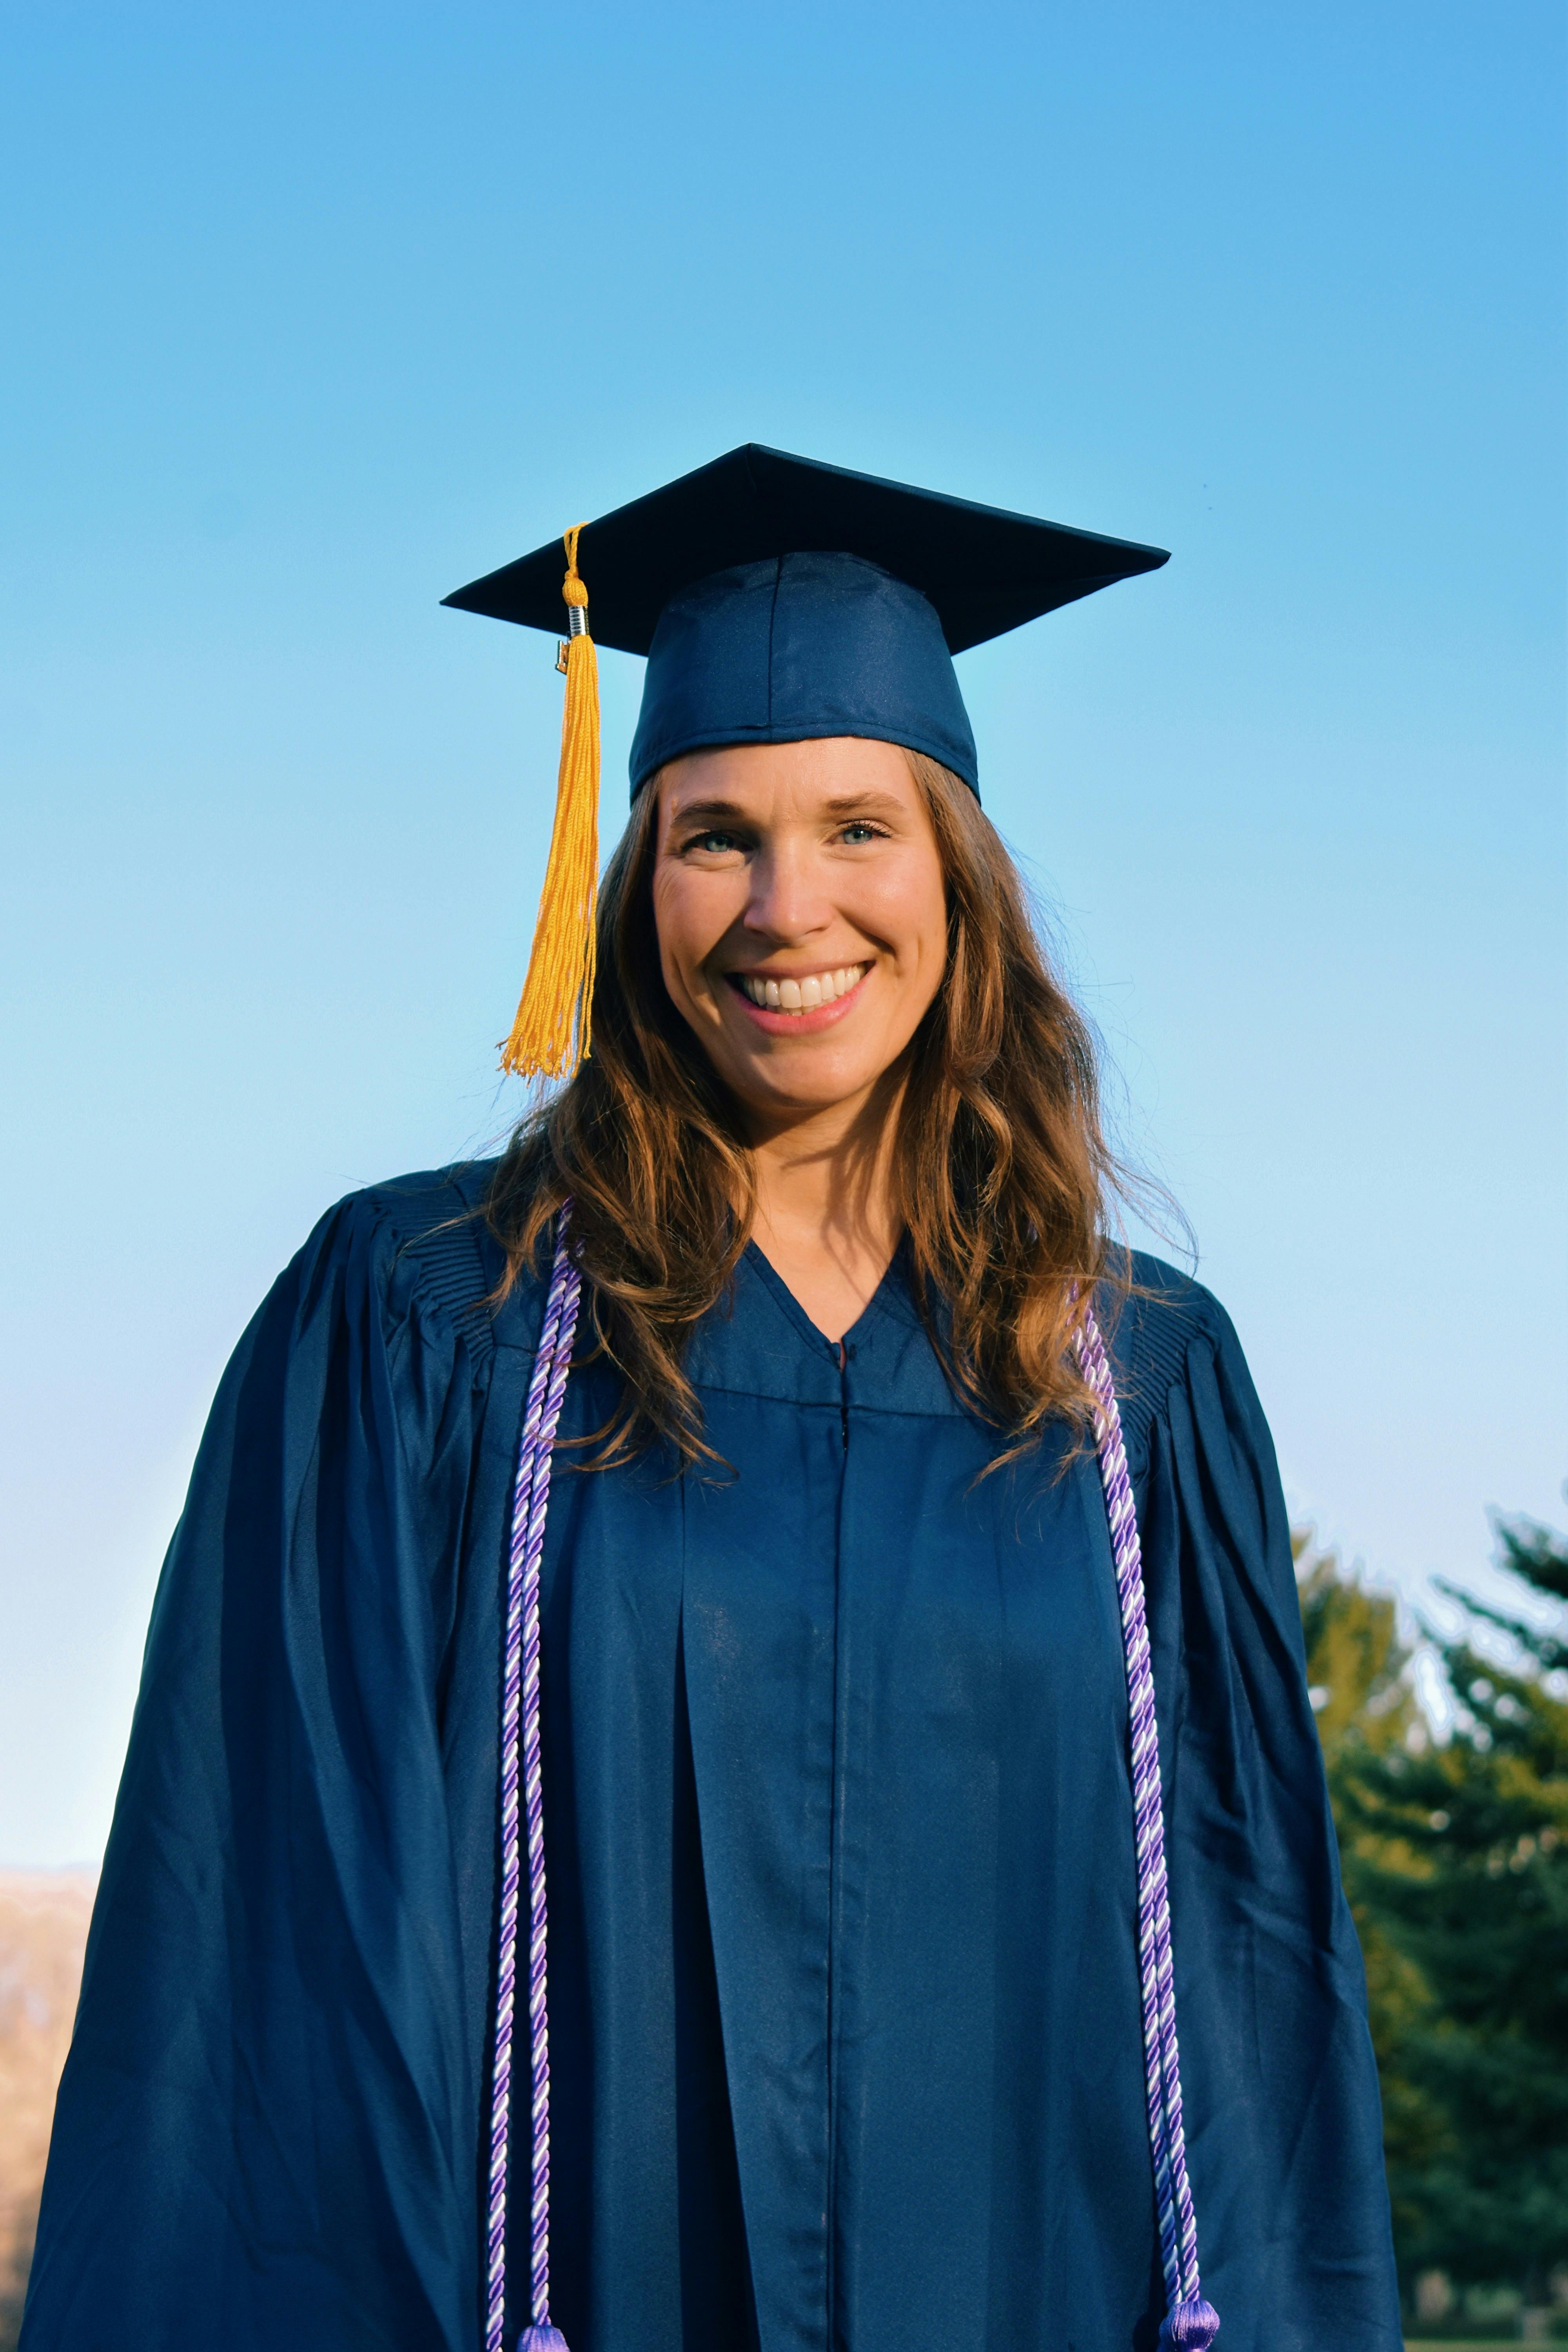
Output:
top-left (23, 448), bottom-right (1401, 2352)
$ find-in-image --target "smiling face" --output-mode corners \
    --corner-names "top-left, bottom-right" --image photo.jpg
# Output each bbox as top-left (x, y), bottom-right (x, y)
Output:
top-left (650, 736), bottom-right (950, 1137)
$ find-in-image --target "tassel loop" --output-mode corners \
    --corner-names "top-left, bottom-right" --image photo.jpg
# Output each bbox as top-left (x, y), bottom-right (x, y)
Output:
top-left (1158, 2295), bottom-right (1220, 2349)
top-left (499, 525), bottom-right (601, 1081)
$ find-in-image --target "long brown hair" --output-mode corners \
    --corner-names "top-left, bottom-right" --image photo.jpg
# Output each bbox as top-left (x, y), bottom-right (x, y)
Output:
top-left (486, 751), bottom-right (1134, 1468)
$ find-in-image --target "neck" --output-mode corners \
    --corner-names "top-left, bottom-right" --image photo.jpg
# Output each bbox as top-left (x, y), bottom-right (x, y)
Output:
top-left (741, 1065), bottom-right (907, 1342)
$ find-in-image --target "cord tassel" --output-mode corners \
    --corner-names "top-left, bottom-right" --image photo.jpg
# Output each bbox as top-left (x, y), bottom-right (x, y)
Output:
top-left (1158, 2297), bottom-right (1220, 2349)
top-left (499, 525), bottom-right (600, 1080)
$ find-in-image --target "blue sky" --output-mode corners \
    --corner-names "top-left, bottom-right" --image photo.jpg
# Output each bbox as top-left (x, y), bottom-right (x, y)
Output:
top-left (2, 1), bottom-right (1563, 1863)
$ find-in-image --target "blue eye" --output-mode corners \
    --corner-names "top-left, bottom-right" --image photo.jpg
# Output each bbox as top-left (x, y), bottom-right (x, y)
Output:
top-left (840, 822), bottom-right (879, 844)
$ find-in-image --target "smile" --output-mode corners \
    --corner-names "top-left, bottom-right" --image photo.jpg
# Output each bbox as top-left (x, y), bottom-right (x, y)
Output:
top-left (731, 963), bottom-right (867, 1014)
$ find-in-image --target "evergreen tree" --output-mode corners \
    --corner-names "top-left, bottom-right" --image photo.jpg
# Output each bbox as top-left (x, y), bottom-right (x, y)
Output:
top-left (1333, 1512), bottom-right (1568, 2299)
top-left (1296, 1539), bottom-right (1449, 2243)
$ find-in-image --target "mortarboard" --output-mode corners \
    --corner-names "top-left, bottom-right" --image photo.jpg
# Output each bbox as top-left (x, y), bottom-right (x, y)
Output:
top-left (443, 445), bottom-right (1168, 1082)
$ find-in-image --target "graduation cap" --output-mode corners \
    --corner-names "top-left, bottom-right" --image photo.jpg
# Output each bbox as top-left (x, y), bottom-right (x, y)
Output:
top-left (443, 445), bottom-right (1168, 1081)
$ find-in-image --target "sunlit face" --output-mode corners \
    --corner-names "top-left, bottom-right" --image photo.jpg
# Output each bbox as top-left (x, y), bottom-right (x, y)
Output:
top-left (650, 736), bottom-right (949, 1132)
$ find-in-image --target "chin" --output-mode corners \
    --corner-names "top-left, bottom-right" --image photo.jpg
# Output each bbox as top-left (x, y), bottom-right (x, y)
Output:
top-left (735, 1053), bottom-right (884, 1112)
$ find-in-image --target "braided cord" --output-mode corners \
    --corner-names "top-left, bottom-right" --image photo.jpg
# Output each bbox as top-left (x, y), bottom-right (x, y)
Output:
top-left (486, 1218), bottom-right (583, 2352)
top-left (484, 1258), bottom-right (1212, 2351)
top-left (1076, 1305), bottom-right (1218, 2350)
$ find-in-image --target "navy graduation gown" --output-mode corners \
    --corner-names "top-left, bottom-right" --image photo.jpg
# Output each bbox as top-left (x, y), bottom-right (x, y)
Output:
top-left (22, 1166), bottom-right (1400, 2352)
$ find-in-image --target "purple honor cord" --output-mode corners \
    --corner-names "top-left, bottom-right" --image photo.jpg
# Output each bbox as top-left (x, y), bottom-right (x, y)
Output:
top-left (1074, 1310), bottom-right (1220, 2352)
top-left (485, 1220), bottom-right (1218, 2352)
top-left (486, 1222), bottom-right (584, 2352)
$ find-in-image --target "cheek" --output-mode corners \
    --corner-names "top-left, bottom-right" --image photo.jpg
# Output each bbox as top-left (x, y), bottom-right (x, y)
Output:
top-left (650, 880), bottom-right (689, 1000)
top-left (865, 855), bottom-right (948, 986)
top-left (652, 869), bottom-right (725, 1002)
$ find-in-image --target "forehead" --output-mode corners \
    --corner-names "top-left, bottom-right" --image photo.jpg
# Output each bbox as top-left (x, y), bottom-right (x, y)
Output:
top-left (657, 736), bottom-right (920, 828)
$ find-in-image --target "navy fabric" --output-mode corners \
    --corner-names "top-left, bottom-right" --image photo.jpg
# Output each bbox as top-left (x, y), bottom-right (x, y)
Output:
top-left (626, 552), bottom-right (980, 798)
top-left (440, 443), bottom-right (1170, 659)
top-left (22, 1167), bottom-right (1401, 2352)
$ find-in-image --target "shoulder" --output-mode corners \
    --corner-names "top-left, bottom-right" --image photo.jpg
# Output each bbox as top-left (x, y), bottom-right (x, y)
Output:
top-left (1096, 1249), bottom-right (1249, 1475)
top-left (295, 1159), bottom-right (517, 1364)
top-left (1105, 1247), bottom-right (1238, 1379)
top-left (311, 1159), bottom-right (501, 1261)
top-left (339, 1159), bottom-right (501, 1247)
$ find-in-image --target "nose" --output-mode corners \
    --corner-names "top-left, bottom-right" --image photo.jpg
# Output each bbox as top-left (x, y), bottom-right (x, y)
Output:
top-left (742, 837), bottom-right (833, 945)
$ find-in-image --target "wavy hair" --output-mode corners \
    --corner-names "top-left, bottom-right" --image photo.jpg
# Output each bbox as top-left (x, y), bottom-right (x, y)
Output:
top-left (486, 751), bottom-right (1139, 1468)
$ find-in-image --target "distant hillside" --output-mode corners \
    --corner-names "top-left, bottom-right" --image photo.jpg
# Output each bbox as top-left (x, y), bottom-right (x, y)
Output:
top-left (0, 1871), bottom-right (95, 2352)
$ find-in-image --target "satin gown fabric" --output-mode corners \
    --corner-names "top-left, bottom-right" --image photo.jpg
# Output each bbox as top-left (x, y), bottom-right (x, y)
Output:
top-left (21, 1166), bottom-right (1401, 2352)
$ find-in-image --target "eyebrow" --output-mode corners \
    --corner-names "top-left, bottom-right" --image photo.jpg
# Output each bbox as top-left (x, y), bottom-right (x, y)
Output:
top-left (820, 791), bottom-right (906, 815)
top-left (666, 797), bottom-right (749, 825)
top-left (666, 789), bottom-right (907, 825)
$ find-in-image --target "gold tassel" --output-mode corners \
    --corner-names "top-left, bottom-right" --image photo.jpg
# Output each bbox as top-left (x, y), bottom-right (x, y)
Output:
top-left (499, 524), bottom-right (601, 1078)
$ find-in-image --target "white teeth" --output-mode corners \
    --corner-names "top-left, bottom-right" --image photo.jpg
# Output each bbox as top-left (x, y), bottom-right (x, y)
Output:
top-left (738, 963), bottom-right (866, 1013)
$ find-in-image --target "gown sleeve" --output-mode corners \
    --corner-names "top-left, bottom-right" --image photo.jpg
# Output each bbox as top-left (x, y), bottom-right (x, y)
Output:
top-left (1113, 1259), bottom-right (1403, 2350)
top-left (20, 1176), bottom-right (513, 2352)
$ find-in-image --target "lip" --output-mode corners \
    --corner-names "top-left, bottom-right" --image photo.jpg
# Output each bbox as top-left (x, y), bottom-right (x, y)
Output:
top-left (722, 964), bottom-right (870, 1036)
